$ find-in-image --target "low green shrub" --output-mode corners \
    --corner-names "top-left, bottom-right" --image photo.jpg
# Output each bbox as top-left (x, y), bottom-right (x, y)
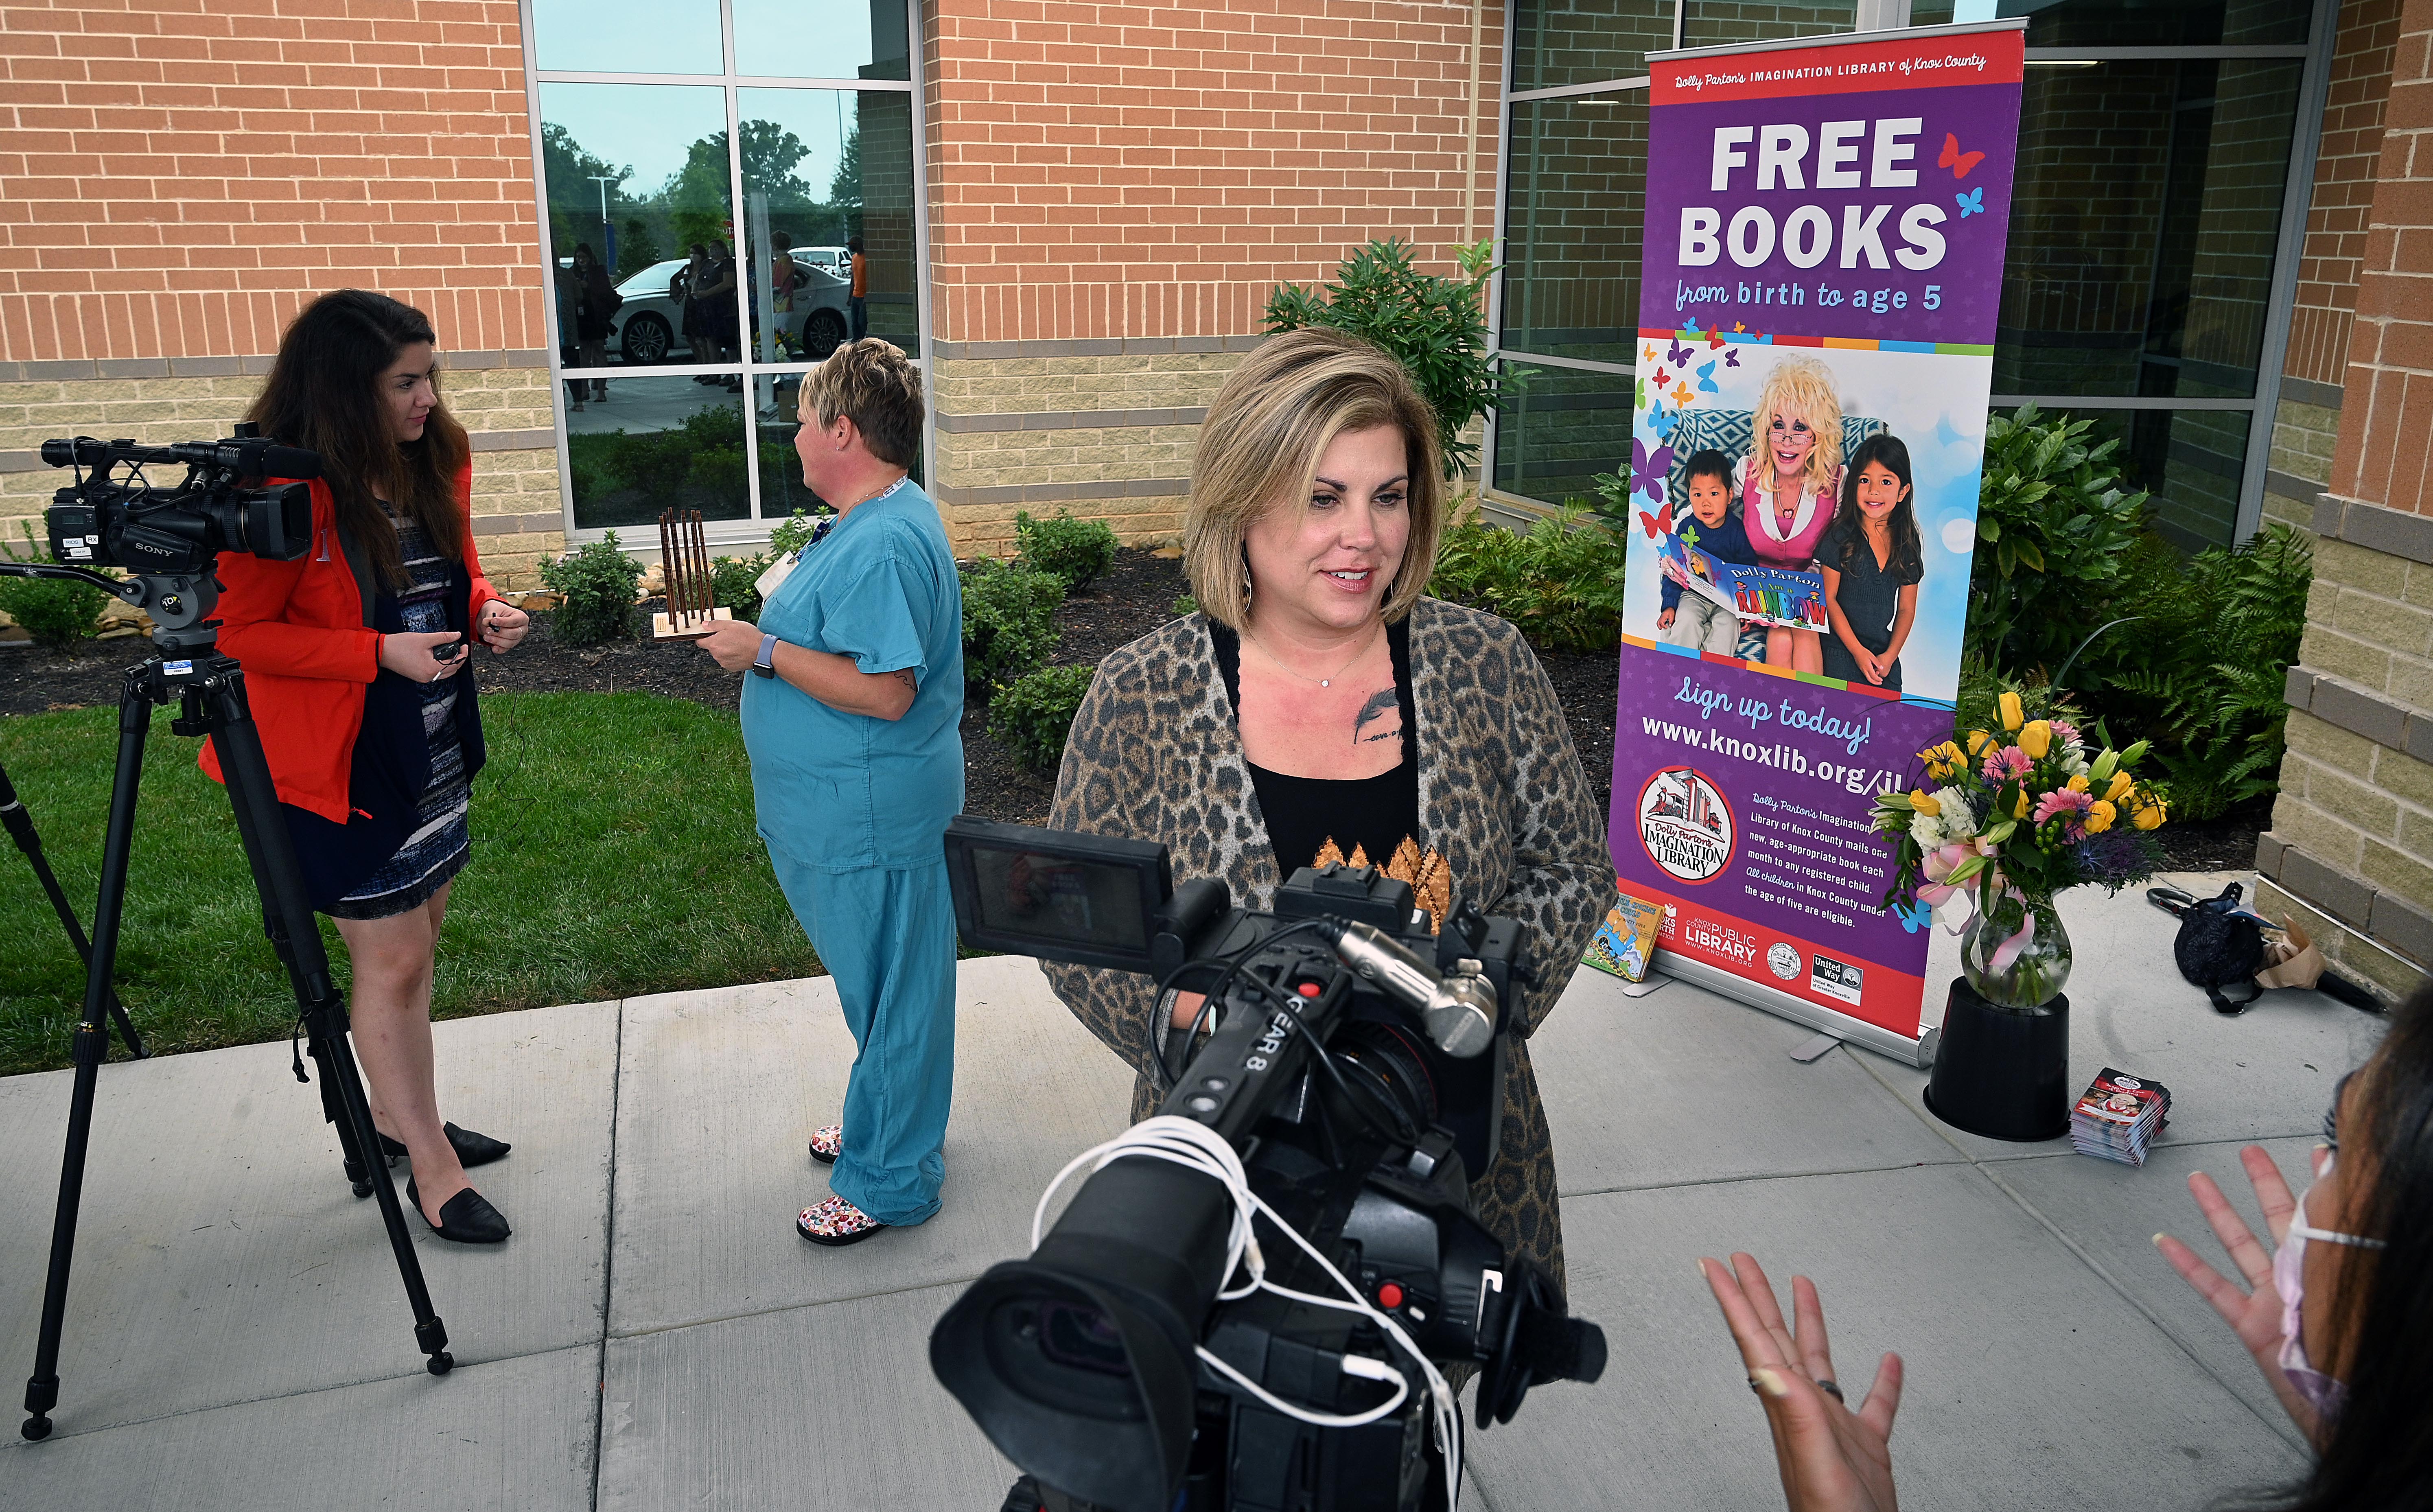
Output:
top-left (961, 557), bottom-right (1065, 693)
top-left (1016, 509), bottom-right (1118, 591)
top-left (767, 508), bottom-right (829, 560)
top-left (1967, 405), bottom-right (2150, 677)
top-left (0, 521), bottom-right (114, 650)
top-left (988, 663), bottom-right (1098, 775)
top-left (1171, 592), bottom-right (1199, 617)
top-left (1427, 504), bottom-right (1625, 653)
top-left (541, 532), bottom-right (645, 645)
top-left (710, 554), bottom-right (767, 622)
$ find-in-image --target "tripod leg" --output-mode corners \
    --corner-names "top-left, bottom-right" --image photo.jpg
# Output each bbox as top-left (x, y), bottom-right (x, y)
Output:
top-left (0, 762), bottom-right (146, 1060)
top-left (22, 683), bottom-right (153, 1440)
top-left (201, 672), bottom-right (453, 1376)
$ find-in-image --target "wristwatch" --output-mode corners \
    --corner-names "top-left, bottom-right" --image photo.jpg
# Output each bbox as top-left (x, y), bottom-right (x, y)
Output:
top-left (752, 632), bottom-right (780, 678)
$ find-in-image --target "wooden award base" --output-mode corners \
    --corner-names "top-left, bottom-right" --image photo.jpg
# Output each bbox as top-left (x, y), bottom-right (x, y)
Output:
top-left (651, 606), bottom-right (733, 641)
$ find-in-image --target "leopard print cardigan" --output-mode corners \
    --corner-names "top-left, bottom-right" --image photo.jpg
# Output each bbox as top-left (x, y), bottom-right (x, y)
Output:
top-left (1042, 595), bottom-right (1612, 1293)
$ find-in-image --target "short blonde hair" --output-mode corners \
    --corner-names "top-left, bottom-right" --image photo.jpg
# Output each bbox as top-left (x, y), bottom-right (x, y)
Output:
top-left (799, 338), bottom-right (924, 467)
top-left (1753, 355), bottom-right (1844, 497)
top-left (1183, 328), bottom-right (1444, 630)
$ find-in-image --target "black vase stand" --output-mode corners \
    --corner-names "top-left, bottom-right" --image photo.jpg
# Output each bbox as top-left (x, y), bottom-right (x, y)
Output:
top-left (1922, 976), bottom-right (2070, 1142)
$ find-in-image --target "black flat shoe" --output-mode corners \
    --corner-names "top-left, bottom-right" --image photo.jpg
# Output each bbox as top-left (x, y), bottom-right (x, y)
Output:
top-left (406, 1177), bottom-right (512, 1244)
top-left (377, 1123), bottom-right (512, 1168)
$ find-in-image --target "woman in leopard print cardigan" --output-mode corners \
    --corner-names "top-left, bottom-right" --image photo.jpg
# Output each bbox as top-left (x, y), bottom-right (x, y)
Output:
top-left (1041, 332), bottom-right (1611, 1294)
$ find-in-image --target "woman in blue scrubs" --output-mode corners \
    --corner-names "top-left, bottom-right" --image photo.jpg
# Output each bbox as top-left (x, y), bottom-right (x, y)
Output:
top-left (695, 339), bottom-right (964, 1245)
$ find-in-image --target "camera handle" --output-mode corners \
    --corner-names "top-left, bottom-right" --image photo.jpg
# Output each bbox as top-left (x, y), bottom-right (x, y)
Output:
top-left (20, 641), bottom-right (454, 1443)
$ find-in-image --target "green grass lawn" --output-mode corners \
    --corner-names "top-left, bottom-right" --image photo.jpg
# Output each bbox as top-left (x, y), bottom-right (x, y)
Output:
top-left (0, 691), bottom-right (823, 1075)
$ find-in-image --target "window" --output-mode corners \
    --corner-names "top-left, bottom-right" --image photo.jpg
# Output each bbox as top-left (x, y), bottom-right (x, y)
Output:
top-left (1490, 0), bottom-right (2330, 550)
top-left (520, 0), bottom-right (925, 540)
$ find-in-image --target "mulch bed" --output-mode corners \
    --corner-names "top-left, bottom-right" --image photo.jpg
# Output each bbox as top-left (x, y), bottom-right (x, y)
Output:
top-left (0, 547), bottom-right (2257, 872)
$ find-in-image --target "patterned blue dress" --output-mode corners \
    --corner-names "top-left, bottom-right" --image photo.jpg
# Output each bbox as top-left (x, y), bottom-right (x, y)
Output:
top-left (324, 511), bottom-right (472, 919)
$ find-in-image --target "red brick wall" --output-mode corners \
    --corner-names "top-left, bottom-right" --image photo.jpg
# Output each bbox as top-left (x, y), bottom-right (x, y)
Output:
top-left (2288, 0), bottom-right (2403, 388)
top-left (922, 0), bottom-right (1505, 344)
top-left (0, 0), bottom-right (545, 362)
top-left (2329, 0), bottom-right (2433, 515)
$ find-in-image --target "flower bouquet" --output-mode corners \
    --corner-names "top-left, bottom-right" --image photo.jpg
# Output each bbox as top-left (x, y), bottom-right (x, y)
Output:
top-left (1872, 689), bottom-right (2170, 1008)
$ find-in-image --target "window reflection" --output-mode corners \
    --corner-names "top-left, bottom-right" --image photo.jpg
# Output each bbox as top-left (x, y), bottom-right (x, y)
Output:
top-left (1510, 0), bottom-right (1672, 92)
top-left (2047, 407), bottom-right (2254, 554)
top-left (540, 83), bottom-right (736, 368)
top-left (732, 0), bottom-right (911, 81)
top-left (1492, 365), bottom-right (1636, 508)
top-left (1995, 59), bottom-right (2301, 400)
top-left (1503, 92), bottom-right (1648, 363)
top-left (1680, 1), bottom-right (1853, 50)
top-left (529, 0), bottom-right (724, 75)
top-left (740, 89), bottom-right (919, 357)
top-left (566, 379), bottom-right (753, 530)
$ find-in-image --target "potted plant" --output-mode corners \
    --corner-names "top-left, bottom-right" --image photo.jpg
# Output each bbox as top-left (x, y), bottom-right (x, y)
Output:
top-left (1873, 688), bottom-right (2169, 1138)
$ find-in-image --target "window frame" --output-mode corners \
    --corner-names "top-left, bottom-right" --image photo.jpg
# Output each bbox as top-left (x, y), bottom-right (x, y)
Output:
top-left (517, 0), bottom-right (933, 549)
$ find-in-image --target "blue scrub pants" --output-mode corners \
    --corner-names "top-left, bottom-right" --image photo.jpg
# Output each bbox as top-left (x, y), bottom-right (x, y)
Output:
top-left (767, 849), bottom-right (957, 1225)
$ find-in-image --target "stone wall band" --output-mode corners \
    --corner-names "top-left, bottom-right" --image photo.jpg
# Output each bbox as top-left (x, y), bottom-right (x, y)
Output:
top-left (0, 349), bottom-right (553, 384)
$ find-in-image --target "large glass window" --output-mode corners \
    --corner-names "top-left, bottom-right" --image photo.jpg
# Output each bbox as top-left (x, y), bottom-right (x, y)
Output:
top-left (525, 0), bottom-right (923, 537)
top-left (1489, 0), bottom-right (2321, 552)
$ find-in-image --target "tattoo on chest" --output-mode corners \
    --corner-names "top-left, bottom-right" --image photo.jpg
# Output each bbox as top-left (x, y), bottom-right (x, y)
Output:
top-left (1352, 686), bottom-right (1401, 745)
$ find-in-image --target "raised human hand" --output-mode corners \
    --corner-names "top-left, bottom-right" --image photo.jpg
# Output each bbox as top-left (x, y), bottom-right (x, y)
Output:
top-left (2152, 1144), bottom-right (2320, 1441)
top-left (1700, 1253), bottom-right (1903, 1512)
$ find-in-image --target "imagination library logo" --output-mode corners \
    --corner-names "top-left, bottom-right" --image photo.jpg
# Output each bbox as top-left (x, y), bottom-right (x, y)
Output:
top-left (1637, 766), bottom-right (1736, 883)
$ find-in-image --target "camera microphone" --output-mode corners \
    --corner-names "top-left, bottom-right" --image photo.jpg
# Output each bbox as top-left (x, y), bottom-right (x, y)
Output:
top-left (1313, 919), bottom-right (1500, 1059)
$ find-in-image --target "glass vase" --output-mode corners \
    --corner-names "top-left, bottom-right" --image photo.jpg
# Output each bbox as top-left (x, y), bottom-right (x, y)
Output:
top-left (1959, 890), bottom-right (2072, 1008)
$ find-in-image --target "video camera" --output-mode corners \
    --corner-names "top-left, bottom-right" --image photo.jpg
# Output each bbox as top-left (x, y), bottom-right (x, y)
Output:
top-left (931, 818), bottom-right (1605, 1512)
top-left (13, 431), bottom-right (320, 653)
top-left (41, 431), bottom-right (317, 576)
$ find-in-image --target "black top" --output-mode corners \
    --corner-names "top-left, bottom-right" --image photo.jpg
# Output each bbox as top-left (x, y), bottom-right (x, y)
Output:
top-left (1210, 617), bottom-right (1421, 879)
top-left (1818, 517), bottom-right (1922, 691)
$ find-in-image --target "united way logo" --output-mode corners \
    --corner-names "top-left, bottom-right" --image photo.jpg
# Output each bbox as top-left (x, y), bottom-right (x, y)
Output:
top-left (1637, 766), bottom-right (1735, 884)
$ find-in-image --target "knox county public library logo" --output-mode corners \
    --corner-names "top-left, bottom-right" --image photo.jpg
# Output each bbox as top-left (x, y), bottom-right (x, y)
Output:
top-left (1636, 766), bottom-right (1736, 884)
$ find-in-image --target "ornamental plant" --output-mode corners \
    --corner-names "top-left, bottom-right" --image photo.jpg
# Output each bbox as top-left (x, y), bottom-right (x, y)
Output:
top-left (540, 532), bottom-right (645, 645)
top-left (1871, 687), bottom-right (2170, 1003)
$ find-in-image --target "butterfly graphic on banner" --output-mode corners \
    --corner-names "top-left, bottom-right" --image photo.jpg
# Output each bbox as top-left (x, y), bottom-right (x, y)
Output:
top-left (1648, 403), bottom-right (1683, 443)
top-left (1895, 897), bottom-right (1936, 934)
top-left (1956, 187), bottom-right (1985, 219)
top-left (1667, 339), bottom-right (1694, 367)
top-left (1631, 438), bottom-right (1677, 503)
top-left (1696, 360), bottom-right (1719, 394)
top-left (1939, 132), bottom-right (1984, 179)
top-left (1654, 366), bottom-right (1672, 389)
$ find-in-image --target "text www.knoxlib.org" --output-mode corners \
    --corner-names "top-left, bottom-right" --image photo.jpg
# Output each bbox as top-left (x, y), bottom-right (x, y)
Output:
top-left (1641, 717), bottom-right (1902, 796)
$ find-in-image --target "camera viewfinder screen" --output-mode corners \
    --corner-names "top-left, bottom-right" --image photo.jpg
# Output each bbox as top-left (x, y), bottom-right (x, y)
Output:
top-left (967, 846), bottom-right (1152, 958)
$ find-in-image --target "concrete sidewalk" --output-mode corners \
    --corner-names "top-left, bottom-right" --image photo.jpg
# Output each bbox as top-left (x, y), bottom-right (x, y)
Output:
top-left (0, 873), bottom-right (2377, 1511)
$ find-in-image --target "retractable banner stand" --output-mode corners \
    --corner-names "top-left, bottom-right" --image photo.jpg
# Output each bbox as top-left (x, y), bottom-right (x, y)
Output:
top-left (1608, 22), bottom-right (2027, 1063)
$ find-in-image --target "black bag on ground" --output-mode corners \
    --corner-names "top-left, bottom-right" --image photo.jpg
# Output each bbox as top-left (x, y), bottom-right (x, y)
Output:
top-left (2151, 882), bottom-right (2267, 1015)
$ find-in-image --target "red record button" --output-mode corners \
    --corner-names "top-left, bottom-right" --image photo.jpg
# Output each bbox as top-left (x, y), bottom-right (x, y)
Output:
top-left (1296, 981), bottom-right (1322, 998)
top-left (1376, 1281), bottom-right (1405, 1310)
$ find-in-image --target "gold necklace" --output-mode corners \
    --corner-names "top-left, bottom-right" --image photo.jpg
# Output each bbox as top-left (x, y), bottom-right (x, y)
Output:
top-left (1245, 621), bottom-right (1381, 689)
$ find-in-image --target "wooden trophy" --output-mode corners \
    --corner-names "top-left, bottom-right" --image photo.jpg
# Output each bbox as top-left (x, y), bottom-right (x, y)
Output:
top-left (652, 508), bottom-right (733, 640)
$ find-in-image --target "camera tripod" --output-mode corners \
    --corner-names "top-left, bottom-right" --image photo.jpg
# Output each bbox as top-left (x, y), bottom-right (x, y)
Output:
top-left (7, 566), bottom-right (453, 1442)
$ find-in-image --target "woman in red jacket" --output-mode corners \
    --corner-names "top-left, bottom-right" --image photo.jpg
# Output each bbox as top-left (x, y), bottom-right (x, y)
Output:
top-left (203, 290), bottom-right (532, 1243)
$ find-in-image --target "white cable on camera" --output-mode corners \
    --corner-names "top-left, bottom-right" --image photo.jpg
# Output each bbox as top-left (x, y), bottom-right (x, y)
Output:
top-left (1033, 1116), bottom-right (1464, 1512)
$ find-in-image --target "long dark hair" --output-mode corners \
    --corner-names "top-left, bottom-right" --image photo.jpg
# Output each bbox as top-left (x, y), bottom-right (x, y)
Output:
top-left (1829, 431), bottom-right (1921, 578)
top-left (247, 291), bottom-right (468, 590)
top-left (2252, 984), bottom-right (2433, 1511)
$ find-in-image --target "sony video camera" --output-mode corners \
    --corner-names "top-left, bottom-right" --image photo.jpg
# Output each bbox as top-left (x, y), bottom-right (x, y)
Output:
top-left (42, 431), bottom-right (318, 577)
top-left (931, 818), bottom-right (1605, 1512)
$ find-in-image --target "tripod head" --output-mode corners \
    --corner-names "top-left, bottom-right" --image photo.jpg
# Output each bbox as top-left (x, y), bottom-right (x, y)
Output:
top-left (0, 559), bottom-right (223, 656)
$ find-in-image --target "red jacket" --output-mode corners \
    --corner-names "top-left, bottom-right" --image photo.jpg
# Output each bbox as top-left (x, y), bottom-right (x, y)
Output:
top-left (198, 465), bottom-right (501, 823)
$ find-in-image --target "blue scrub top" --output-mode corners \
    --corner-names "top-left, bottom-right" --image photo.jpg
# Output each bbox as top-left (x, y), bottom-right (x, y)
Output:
top-left (742, 479), bottom-right (966, 871)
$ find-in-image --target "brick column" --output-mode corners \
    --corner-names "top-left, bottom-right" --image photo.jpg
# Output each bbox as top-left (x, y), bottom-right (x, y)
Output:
top-left (2258, 0), bottom-right (2433, 1000)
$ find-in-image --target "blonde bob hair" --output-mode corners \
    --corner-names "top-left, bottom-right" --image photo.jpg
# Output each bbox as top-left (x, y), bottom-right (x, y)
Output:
top-left (798, 337), bottom-right (924, 468)
top-left (1182, 328), bottom-right (1445, 630)
top-left (1751, 355), bottom-right (1844, 497)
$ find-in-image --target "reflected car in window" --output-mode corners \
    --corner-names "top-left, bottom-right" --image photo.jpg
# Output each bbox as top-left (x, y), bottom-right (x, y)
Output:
top-left (606, 255), bottom-right (851, 365)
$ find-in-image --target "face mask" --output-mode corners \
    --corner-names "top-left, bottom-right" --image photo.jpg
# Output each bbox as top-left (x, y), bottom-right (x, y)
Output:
top-left (2272, 1150), bottom-right (2385, 1421)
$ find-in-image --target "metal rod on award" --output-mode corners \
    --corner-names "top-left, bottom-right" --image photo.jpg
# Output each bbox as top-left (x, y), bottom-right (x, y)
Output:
top-left (651, 508), bottom-right (731, 640)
